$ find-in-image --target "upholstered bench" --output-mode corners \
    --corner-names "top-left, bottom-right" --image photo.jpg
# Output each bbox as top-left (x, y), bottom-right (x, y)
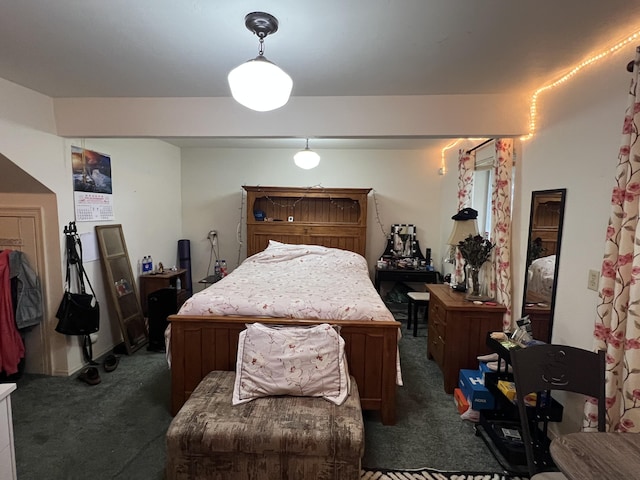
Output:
top-left (165, 370), bottom-right (364, 480)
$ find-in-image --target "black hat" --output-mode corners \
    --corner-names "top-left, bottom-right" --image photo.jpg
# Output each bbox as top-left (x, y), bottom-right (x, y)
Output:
top-left (452, 207), bottom-right (478, 221)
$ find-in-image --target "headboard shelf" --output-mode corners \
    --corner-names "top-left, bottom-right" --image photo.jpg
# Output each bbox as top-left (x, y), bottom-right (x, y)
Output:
top-left (243, 186), bottom-right (371, 257)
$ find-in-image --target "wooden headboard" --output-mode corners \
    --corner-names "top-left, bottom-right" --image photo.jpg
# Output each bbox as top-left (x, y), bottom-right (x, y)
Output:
top-left (243, 186), bottom-right (372, 257)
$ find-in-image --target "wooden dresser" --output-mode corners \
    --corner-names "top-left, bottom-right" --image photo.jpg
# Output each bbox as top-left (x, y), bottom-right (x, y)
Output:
top-left (243, 186), bottom-right (371, 257)
top-left (426, 284), bottom-right (506, 393)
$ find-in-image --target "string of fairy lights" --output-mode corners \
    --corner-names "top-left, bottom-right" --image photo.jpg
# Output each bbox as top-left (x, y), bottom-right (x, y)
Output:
top-left (252, 184), bottom-right (359, 211)
top-left (440, 29), bottom-right (640, 166)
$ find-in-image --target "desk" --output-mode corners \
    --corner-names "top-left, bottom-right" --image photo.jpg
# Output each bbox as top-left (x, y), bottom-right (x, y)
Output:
top-left (374, 267), bottom-right (439, 292)
top-left (550, 432), bottom-right (640, 479)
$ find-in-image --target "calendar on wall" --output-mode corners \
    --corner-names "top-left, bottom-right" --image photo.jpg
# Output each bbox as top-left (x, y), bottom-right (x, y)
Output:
top-left (71, 146), bottom-right (114, 222)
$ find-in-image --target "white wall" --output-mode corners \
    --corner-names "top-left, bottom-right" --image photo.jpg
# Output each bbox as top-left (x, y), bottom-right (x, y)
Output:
top-left (180, 146), bottom-right (445, 292)
top-left (0, 82), bottom-right (183, 374)
top-left (519, 47), bottom-right (631, 350)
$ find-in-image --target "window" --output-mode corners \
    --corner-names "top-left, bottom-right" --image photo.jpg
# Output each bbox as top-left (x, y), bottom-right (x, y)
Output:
top-left (472, 142), bottom-right (495, 238)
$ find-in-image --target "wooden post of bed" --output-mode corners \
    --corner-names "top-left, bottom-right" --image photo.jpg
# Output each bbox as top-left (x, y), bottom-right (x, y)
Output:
top-left (168, 315), bottom-right (401, 425)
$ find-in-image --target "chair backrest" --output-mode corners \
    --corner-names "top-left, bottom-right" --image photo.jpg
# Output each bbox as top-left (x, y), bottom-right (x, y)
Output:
top-left (510, 344), bottom-right (606, 476)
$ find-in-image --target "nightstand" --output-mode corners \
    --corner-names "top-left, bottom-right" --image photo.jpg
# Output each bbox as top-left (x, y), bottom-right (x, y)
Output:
top-left (139, 269), bottom-right (189, 317)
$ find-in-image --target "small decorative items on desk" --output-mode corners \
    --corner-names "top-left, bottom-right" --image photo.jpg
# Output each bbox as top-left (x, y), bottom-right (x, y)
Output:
top-left (457, 234), bottom-right (494, 301)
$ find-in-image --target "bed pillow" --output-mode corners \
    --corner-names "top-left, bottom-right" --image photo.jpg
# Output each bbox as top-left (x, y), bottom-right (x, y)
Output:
top-left (232, 322), bottom-right (350, 405)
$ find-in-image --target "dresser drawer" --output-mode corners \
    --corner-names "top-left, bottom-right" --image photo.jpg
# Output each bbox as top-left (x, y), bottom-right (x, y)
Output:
top-left (429, 296), bottom-right (447, 341)
top-left (427, 323), bottom-right (445, 366)
top-left (429, 296), bottom-right (446, 325)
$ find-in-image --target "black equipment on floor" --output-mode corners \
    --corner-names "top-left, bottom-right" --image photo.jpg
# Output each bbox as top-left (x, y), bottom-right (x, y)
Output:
top-left (147, 288), bottom-right (177, 352)
top-left (177, 239), bottom-right (193, 296)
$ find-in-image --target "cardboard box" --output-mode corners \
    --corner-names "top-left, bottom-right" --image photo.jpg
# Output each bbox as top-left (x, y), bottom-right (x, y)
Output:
top-left (459, 369), bottom-right (495, 410)
top-left (453, 387), bottom-right (470, 414)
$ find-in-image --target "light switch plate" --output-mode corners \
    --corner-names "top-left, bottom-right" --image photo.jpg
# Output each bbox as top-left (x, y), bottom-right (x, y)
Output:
top-left (588, 269), bottom-right (599, 291)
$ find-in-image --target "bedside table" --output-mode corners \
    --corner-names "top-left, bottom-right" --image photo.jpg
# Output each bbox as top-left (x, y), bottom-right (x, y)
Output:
top-left (139, 269), bottom-right (189, 317)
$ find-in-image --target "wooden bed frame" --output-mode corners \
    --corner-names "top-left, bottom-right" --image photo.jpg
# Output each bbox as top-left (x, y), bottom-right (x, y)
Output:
top-left (169, 186), bottom-right (400, 424)
top-left (168, 315), bottom-right (401, 425)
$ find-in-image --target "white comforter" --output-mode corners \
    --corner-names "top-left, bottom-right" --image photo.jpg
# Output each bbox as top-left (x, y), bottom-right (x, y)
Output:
top-left (527, 254), bottom-right (556, 301)
top-left (178, 241), bottom-right (395, 322)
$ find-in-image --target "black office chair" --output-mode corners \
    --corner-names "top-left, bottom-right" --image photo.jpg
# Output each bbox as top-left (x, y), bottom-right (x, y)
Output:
top-left (510, 344), bottom-right (606, 479)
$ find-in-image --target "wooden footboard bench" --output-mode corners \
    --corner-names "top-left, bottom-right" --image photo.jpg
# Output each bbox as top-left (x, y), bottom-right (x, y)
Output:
top-left (168, 314), bottom-right (401, 425)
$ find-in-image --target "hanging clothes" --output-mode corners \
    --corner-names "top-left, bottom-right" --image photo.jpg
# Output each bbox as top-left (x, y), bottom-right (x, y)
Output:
top-left (8, 250), bottom-right (43, 329)
top-left (0, 250), bottom-right (25, 375)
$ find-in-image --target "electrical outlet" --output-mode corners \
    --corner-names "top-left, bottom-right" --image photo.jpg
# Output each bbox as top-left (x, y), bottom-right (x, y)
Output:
top-left (208, 230), bottom-right (218, 245)
top-left (587, 269), bottom-right (599, 291)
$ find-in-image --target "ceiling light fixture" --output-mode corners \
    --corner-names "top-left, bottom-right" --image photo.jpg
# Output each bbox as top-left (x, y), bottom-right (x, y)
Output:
top-left (294, 139), bottom-right (320, 169)
top-left (228, 12), bottom-right (293, 112)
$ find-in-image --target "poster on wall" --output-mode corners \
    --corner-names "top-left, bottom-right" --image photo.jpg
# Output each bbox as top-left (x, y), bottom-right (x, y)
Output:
top-left (71, 146), bottom-right (114, 222)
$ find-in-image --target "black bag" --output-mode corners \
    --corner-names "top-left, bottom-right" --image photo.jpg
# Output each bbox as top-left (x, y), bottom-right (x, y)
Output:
top-left (55, 222), bottom-right (100, 364)
top-left (55, 291), bottom-right (99, 335)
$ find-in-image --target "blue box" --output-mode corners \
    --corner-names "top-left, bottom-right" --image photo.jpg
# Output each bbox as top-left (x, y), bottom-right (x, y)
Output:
top-left (478, 361), bottom-right (492, 375)
top-left (458, 369), bottom-right (495, 410)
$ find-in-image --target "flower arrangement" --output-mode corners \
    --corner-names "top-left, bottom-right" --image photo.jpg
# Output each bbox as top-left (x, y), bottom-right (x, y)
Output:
top-left (457, 234), bottom-right (495, 268)
top-left (457, 234), bottom-right (495, 298)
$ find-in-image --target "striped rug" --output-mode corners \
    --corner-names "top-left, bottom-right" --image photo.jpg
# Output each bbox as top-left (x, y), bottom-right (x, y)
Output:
top-left (361, 468), bottom-right (528, 479)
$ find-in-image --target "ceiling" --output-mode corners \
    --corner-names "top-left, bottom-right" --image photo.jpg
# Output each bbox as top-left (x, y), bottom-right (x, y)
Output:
top-left (1, 1), bottom-right (639, 149)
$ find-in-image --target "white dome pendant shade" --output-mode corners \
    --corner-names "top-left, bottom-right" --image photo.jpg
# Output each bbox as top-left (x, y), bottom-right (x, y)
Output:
top-left (228, 56), bottom-right (292, 112)
top-left (228, 12), bottom-right (293, 112)
top-left (294, 139), bottom-right (320, 169)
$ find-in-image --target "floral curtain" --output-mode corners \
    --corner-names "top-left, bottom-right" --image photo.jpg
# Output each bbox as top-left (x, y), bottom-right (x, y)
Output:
top-left (453, 149), bottom-right (475, 284)
top-left (585, 47), bottom-right (640, 433)
top-left (489, 139), bottom-right (513, 331)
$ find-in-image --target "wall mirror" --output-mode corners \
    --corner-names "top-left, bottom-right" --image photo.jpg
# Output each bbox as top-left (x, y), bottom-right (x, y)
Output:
top-left (95, 224), bottom-right (148, 354)
top-left (390, 224), bottom-right (417, 257)
top-left (522, 189), bottom-right (566, 343)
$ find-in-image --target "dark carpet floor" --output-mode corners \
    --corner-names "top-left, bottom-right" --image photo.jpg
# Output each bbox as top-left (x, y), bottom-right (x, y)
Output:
top-left (8, 302), bottom-right (503, 479)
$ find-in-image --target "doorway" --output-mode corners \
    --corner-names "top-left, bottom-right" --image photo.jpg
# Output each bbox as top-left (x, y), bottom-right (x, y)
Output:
top-left (0, 206), bottom-right (52, 375)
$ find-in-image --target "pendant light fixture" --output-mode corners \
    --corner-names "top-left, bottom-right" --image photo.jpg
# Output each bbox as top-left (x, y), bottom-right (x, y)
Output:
top-left (228, 12), bottom-right (293, 112)
top-left (294, 139), bottom-right (321, 169)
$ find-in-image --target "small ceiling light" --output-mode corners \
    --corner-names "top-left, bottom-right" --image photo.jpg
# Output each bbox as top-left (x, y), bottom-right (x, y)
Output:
top-left (228, 12), bottom-right (293, 112)
top-left (294, 139), bottom-right (320, 169)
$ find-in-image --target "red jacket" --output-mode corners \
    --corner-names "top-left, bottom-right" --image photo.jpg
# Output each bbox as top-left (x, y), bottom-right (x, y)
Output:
top-left (0, 250), bottom-right (25, 375)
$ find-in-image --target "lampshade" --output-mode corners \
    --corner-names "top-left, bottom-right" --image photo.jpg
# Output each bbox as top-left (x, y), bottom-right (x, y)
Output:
top-left (294, 139), bottom-right (320, 169)
top-left (228, 56), bottom-right (293, 112)
top-left (228, 12), bottom-right (293, 112)
top-left (447, 219), bottom-right (479, 245)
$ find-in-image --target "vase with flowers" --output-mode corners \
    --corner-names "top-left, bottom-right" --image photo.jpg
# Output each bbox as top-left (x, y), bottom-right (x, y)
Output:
top-left (457, 234), bottom-right (495, 301)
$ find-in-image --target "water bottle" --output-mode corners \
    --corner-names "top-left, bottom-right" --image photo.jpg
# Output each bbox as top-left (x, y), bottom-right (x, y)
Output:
top-left (142, 256), bottom-right (149, 273)
top-left (176, 277), bottom-right (182, 290)
top-left (214, 259), bottom-right (221, 278)
top-left (148, 255), bottom-right (153, 273)
top-left (220, 260), bottom-right (227, 277)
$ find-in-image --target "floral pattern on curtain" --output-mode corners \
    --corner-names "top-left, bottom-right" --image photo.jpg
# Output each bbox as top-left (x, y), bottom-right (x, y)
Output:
top-left (453, 149), bottom-right (475, 284)
top-left (488, 139), bottom-right (513, 331)
top-left (585, 47), bottom-right (640, 433)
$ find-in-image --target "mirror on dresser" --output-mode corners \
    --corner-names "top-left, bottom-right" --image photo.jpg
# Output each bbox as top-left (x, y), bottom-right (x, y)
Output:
top-left (522, 188), bottom-right (566, 343)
